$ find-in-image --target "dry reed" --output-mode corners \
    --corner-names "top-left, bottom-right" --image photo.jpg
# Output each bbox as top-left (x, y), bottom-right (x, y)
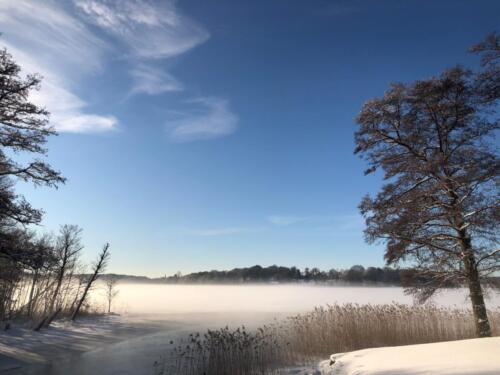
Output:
top-left (156, 303), bottom-right (500, 375)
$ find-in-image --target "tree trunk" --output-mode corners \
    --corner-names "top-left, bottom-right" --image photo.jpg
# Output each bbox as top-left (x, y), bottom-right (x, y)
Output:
top-left (461, 235), bottom-right (492, 337)
top-left (71, 277), bottom-right (92, 321)
top-left (33, 315), bottom-right (48, 331)
top-left (27, 270), bottom-right (38, 318)
top-left (49, 265), bottom-right (65, 313)
top-left (44, 307), bottom-right (61, 328)
top-left (71, 243), bottom-right (110, 321)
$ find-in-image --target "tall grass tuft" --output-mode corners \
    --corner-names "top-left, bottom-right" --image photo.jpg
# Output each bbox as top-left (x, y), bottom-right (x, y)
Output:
top-left (156, 303), bottom-right (500, 375)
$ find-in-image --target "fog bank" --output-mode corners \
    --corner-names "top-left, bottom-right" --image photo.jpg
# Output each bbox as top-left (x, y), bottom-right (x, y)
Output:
top-left (91, 284), bottom-right (500, 315)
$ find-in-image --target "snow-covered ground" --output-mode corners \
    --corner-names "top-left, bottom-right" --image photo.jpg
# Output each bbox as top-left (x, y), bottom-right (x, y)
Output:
top-left (317, 337), bottom-right (500, 375)
top-left (1, 285), bottom-right (499, 374)
top-left (0, 314), bottom-right (181, 373)
top-left (0, 312), bottom-right (285, 374)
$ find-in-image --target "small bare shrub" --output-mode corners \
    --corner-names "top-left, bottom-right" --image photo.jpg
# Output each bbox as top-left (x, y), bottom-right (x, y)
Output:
top-left (157, 303), bottom-right (500, 375)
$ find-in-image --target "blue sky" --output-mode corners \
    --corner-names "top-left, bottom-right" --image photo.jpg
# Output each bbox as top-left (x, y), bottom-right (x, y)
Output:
top-left (1, 0), bottom-right (498, 276)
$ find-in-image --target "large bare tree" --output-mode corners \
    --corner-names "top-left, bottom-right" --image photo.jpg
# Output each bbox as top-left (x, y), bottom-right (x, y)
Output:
top-left (355, 36), bottom-right (499, 338)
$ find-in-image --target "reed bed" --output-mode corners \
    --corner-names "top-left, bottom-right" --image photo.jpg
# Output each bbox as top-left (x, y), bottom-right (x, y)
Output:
top-left (156, 303), bottom-right (500, 375)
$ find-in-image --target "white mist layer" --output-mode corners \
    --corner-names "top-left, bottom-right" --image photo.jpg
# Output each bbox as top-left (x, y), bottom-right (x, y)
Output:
top-left (90, 284), bottom-right (500, 315)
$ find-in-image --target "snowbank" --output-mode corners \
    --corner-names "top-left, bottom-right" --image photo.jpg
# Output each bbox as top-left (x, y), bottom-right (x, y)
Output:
top-left (0, 314), bottom-right (173, 372)
top-left (319, 337), bottom-right (500, 375)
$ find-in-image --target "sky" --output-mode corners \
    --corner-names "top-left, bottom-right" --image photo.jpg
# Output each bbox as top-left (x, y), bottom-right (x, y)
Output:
top-left (0, 0), bottom-right (498, 276)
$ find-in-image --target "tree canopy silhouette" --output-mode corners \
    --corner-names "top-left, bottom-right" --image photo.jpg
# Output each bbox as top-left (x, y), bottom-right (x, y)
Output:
top-left (355, 34), bottom-right (499, 338)
top-left (0, 47), bottom-right (65, 232)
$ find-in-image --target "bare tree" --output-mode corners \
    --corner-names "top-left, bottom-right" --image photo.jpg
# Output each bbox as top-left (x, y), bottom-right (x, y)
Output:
top-left (71, 244), bottom-right (110, 321)
top-left (48, 225), bottom-right (83, 314)
top-left (470, 32), bottom-right (500, 103)
top-left (0, 229), bottom-right (36, 321)
top-left (26, 234), bottom-right (53, 318)
top-left (354, 42), bottom-right (499, 337)
top-left (104, 276), bottom-right (119, 314)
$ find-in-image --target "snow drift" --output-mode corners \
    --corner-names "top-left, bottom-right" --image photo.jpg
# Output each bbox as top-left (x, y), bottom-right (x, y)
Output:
top-left (320, 337), bottom-right (500, 375)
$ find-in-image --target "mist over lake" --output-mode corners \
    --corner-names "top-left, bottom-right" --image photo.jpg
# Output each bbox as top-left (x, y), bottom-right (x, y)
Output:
top-left (93, 284), bottom-right (500, 315)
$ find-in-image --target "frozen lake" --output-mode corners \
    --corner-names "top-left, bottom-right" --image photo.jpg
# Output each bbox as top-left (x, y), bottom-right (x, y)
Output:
top-left (1, 284), bottom-right (499, 375)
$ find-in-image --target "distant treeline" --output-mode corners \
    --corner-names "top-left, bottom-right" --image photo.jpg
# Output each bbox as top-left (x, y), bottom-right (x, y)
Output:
top-left (104, 265), bottom-right (499, 288)
top-left (162, 265), bottom-right (407, 285)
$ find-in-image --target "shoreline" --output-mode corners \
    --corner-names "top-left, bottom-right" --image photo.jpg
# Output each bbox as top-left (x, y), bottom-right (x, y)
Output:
top-left (0, 314), bottom-right (177, 374)
top-left (0, 311), bottom-right (288, 375)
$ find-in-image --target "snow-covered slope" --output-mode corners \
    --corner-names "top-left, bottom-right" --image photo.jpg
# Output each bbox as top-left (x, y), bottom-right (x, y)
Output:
top-left (319, 337), bottom-right (500, 375)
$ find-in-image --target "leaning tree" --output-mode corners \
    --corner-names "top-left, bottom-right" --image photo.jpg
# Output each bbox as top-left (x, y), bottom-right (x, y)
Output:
top-left (354, 35), bottom-right (499, 338)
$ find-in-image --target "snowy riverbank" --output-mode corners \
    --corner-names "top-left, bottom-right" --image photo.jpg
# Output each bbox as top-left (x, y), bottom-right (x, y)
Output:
top-left (0, 312), bottom-right (286, 374)
top-left (318, 337), bottom-right (500, 375)
top-left (0, 314), bottom-right (178, 373)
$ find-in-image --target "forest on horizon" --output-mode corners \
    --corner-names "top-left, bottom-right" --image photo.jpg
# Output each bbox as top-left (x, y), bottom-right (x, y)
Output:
top-left (102, 264), bottom-right (500, 287)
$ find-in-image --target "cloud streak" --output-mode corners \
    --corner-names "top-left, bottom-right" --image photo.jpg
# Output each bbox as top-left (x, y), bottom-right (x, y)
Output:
top-left (130, 64), bottom-right (183, 95)
top-left (0, 0), bottom-right (104, 71)
top-left (183, 213), bottom-right (364, 238)
top-left (1, 0), bottom-right (237, 139)
top-left (74, 0), bottom-right (237, 141)
top-left (0, 0), bottom-right (117, 133)
top-left (185, 227), bottom-right (257, 237)
top-left (268, 213), bottom-right (365, 234)
top-left (168, 98), bottom-right (238, 142)
top-left (74, 0), bottom-right (208, 97)
top-left (74, 0), bottom-right (209, 59)
top-left (267, 215), bottom-right (312, 226)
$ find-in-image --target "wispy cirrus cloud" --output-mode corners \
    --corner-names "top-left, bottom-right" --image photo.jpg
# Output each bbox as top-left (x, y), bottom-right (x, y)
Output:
top-left (183, 213), bottom-right (364, 237)
top-left (185, 227), bottom-right (259, 237)
top-left (73, 0), bottom-right (208, 97)
top-left (74, 0), bottom-right (209, 60)
top-left (1, 0), bottom-right (237, 139)
top-left (0, 1), bottom-right (104, 71)
top-left (314, 214), bottom-right (365, 236)
top-left (267, 215), bottom-right (312, 226)
top-left (268, 213), bottom-right (365, 234)
top-left (130, 64), bottom-right (183, 95)
top-left (0, 0), bottom-right (117, 133)
top-left (74, 0), bottom-right (238, 141)
top-left (168, 98), bottom-right (238, 142)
